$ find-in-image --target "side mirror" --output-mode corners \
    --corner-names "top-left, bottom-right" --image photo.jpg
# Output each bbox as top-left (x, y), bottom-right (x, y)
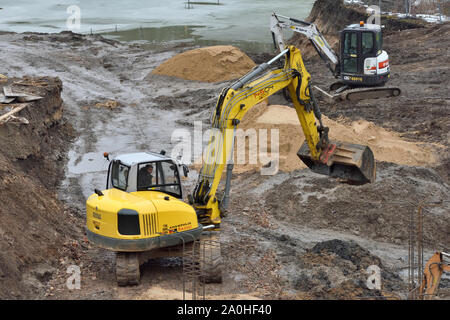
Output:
top-left (182, 164), bottom-right (189, 177)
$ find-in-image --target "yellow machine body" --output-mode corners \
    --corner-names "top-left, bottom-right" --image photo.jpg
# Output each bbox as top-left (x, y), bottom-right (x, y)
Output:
top-left (85, 154), bottom-right (203, 253)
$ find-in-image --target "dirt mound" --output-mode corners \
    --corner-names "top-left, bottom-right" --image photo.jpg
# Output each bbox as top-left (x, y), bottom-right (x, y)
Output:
top-left (0, 77), bottom-right (77, 299)
top-left (151, 45), bottom-right (256, 83)
top-left (263, 161), bottom-right (449, 248)
top-left (294, 239), bottom-right (404, 299)
top-left (232, 104), bottom-right (443, 174)
top-left (311, 239), bottom-right (382, 269)
top-left (307, 0), bottom-right (427, 34)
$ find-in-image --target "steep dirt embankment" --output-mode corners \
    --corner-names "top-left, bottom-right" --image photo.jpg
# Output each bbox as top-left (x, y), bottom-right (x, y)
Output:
top-left (0, 77), bottom-right (77, 299)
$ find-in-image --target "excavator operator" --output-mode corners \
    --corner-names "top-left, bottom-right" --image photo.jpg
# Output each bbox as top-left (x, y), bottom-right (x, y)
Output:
top-left (138, 164), bottom-right (153, 189)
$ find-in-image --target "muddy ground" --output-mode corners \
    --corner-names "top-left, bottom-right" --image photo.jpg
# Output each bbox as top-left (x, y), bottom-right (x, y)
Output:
top-left (0, 11), bottom-right (449, 300)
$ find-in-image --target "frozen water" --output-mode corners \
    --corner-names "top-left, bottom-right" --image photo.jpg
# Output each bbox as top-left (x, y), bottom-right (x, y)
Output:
top-left (0, 0), bottom-right (315, 43)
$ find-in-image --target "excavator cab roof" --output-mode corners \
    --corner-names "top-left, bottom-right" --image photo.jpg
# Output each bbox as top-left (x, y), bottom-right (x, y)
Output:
top-left (343, 23), bottom-right (382, 32)
top-left (108, 151), bottom-right (183, 197)
top-left (114, 152), bottom-right (172, 166)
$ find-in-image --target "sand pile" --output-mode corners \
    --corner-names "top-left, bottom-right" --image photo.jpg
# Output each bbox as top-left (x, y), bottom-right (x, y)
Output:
top-left (151, 45), bottom-right (256, 83)
top-left (230, 104), bottom-right (443, 173)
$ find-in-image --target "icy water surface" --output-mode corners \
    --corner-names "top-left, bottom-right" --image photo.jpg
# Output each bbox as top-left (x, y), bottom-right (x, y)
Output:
top-left (0, 0), bottom-right (314, 50)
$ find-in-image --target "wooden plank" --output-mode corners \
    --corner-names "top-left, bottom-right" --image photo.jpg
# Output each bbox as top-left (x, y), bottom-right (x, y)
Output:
top-left (16, 95), bottom-right (42, 102)
top-left (2, 87), bottom-right (42, 102)
top-left (3, 86), bottom-right (29, 97)
top-left (0, 94), bottom-right (15, 104)
top-left (0, 103), bottom-right (31, 124)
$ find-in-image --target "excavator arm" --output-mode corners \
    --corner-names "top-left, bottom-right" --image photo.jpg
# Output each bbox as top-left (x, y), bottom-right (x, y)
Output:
top-left (192, 46), bottom-right (376, 227)
top-left (270, 13), bottom-right (340, 77)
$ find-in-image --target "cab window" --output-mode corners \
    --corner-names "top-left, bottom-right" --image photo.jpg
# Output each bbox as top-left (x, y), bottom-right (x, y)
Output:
top-left (375, 31), bottom-right (382, 53)
top-left (343, 58), bottom-right (357, 73)
top-left (343, 32), bottom-right (358, 54)
top-left (137, 161), bottom-right (181, 198)
top-left (111, 161), bottom-right (129, 191)
top-left (362, 32), bottom-right (374, 55)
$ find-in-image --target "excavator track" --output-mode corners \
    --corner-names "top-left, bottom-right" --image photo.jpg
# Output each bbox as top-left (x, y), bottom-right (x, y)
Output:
top-left (115, 252), bottom-right (141, 286)
top-left (199, 232), bottom-right (223, 284)
top-left (340, 86), bottom-right (401, 101)
top-left (314, 85), bottom-right (401, 103)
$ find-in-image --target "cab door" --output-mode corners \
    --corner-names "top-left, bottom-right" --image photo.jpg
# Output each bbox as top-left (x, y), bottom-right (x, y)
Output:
top-left (341, 31), bottom-right (359, 76)
top-left (360, 31), bottom-right (377, 75)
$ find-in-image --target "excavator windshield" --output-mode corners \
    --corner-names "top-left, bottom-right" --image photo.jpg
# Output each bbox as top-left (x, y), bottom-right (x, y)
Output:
top-left (137, 161), bottom-right (182, 198)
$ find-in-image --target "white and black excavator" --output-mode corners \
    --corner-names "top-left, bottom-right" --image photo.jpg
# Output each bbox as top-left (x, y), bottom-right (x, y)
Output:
top-left (270, 13), bottom-right (401, 102)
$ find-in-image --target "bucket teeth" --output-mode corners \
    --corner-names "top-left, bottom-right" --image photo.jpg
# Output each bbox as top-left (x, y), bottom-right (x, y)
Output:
top-left (297, 140), bottom-right (376, 184)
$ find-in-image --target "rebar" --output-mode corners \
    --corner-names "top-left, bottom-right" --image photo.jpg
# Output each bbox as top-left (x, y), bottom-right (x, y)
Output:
top-left (407, 198), bottom-right (447, 300)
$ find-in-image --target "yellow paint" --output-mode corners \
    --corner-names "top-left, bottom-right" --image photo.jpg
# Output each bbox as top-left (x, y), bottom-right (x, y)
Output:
top-left (86, 188), bottom-right (198, 240)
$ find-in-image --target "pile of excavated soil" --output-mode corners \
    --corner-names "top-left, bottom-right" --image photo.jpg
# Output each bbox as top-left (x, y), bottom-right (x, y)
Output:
top-left (262, 161), bottom-right (449, 248)
top-left (151, 45), bottom-right (256, 83)
top-left (294, 239), bottom-right (405, 299)
top-left (231, 104), bottom-right (443, 173)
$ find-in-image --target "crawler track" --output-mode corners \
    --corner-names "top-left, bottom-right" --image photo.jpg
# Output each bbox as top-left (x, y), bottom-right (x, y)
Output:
top-left (116, 252), bottom-right (141, 286)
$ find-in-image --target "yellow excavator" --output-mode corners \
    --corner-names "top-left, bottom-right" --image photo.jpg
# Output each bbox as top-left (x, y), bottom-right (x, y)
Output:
top-left (85, 45), bottom-right (377, 285)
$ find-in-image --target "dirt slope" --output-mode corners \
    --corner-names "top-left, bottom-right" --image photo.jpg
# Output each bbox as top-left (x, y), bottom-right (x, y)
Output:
top-left (0, 77), bottom-right (77, 299)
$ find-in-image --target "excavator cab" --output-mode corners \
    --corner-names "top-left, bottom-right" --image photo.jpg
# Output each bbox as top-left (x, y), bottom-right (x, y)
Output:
top-left (86, 152), bottom-right (204, 285)
top-left (339, 22), bottom-right (389, 87)
top-left (107, 153), bottom-right (184, 198)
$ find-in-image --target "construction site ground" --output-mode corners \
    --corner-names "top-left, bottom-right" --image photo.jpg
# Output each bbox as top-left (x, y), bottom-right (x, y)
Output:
top-left (0, 9), bottom-right (449, 299)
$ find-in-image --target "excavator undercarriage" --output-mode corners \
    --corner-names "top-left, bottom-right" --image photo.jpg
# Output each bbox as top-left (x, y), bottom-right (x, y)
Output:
top-left (314, 83), bottom-right (401, 103)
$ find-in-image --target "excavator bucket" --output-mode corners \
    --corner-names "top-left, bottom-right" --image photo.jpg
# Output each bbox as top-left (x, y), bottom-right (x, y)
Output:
top-left (297, 140), bottom-right (376, 184)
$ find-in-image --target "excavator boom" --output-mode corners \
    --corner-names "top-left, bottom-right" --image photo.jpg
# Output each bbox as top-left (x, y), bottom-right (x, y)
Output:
top-left (192, 46), bottom-right (377, 226)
